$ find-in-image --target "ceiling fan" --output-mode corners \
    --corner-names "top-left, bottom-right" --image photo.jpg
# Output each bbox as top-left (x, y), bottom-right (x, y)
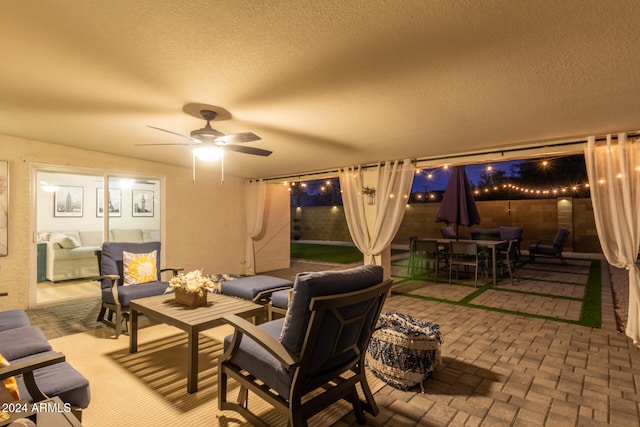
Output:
top-left (140, 109), bottom-right (272, 182)
top-left (141, 109), bottom-right (272, 157)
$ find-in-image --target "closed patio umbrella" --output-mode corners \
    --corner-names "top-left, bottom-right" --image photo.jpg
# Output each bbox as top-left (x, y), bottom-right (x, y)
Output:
top-left (436, 165), bottom-right (481, 238)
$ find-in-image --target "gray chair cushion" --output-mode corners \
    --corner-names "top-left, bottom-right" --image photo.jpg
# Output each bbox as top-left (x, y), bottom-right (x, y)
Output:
top-left (101, 281), bottom-right (170, 306)
top-left (279, 264), bottom-right (383, 355)
top-left (223, 318), bottom-right (291, 397)
top-left (221, 275), bottom-right (292, 301)
top-left (0, 326), bottom-right (51, 361)
top-left (0, 309), bottom-right (30, 332)
top-left (13, 351), bottom-right (91, 409)
top-left (530, 244), bottom-right (559, 255)
top-left (270, 289), bottom-right (291, 309)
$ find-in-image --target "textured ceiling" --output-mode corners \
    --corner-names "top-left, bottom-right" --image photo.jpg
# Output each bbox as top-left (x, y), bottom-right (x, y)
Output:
top-left (1, 0), bottom-right (640, 179)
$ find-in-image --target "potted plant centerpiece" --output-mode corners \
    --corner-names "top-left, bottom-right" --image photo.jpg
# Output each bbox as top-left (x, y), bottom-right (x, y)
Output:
top-left (166, 269), bottom-right (215, 307)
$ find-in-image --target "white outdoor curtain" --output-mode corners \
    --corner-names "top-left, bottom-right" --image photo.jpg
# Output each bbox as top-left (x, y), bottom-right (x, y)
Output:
top-left (245, 179), bottom-right (266, 275)
top-left (585, 133), bottom-right (640, 346)
top-left (339, 159), bottom-right (414, 264)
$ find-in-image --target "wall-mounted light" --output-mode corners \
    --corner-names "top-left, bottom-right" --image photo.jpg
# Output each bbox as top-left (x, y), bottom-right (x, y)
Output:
top-left (41, 185), bottom-right (59, 192)
top-left (362, 186), bottom-right (376, 205)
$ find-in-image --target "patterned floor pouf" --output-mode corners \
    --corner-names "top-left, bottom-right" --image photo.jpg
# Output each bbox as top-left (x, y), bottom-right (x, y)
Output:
top-left (366, 312), bottom-right (443, 391)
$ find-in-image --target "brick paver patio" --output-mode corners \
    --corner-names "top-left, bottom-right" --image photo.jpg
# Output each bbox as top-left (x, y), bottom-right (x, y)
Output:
top-left (24, 255), bottom-right (640, 426)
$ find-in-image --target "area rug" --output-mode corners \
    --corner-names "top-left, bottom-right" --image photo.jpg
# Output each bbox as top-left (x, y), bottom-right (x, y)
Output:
top-left (49, 323), bottom-right (385, 427)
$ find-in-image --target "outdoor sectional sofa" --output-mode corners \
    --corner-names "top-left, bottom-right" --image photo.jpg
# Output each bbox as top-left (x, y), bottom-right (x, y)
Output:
top-left (0, 309), bottom-right (90, 421)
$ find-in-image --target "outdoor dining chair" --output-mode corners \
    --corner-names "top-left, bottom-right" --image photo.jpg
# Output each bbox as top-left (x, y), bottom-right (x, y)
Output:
top-left (496, 240), bottom-right (517, 285)
top-left (410, 239), bottom-right (446, 281)
top-left (499, 226), bottom-right (523, 259)
top-left (448, 241), bottom-right (487, 287)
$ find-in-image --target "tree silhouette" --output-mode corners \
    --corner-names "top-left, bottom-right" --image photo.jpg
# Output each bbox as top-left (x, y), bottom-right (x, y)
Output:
top-left (471, 154), bottom-right (589, 200)
top-left (515, 154), bottom-right (587, 187)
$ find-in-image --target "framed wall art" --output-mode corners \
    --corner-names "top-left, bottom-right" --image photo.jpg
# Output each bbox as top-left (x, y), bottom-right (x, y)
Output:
top-left (96, 188), bottom-right (122, 217)
top-left (54, 185), bottom-right (84, 217)
top-left (0, 160), bottom-right (8, 256)
top-left (132, 189), bottom-right (154, 217)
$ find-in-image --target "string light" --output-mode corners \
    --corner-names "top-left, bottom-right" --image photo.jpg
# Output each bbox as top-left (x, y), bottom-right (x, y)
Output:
top-left (412, 158), bottom-right (593, 200)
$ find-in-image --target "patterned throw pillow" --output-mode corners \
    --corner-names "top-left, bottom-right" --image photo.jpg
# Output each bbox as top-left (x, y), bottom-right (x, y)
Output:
top-left (208, 273), bottom-right (240, 294)
top-left (123, 250), bottom-right (157, 285)
top-left (0, 353), bottom-right (20, 404)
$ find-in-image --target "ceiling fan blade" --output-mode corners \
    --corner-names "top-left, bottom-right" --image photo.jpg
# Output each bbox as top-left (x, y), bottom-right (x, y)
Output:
top-left (224, 144), bottom-right (272, 157)
top-left (147, 126), bottom-right (197, 141)
top-left (134, 142), bottom-right (195, 146)
top-left (215, 132), bottom-right (261, 144)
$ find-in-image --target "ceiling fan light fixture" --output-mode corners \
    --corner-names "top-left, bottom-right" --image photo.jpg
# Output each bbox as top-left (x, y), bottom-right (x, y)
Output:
top-left (190, 127), bottom-right (224, 141)
top-left (193, 145), bottom-right (223, 161)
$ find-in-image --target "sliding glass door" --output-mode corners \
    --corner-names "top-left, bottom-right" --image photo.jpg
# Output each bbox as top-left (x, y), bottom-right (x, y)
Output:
top-left (35, 168), bottom-right (162, 305)
top-left (106, 176), bottom-right (161, 245)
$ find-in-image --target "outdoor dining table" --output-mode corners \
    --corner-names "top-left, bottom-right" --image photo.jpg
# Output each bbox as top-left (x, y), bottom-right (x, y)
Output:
top-left (436, 238), bottom-right (507, 285)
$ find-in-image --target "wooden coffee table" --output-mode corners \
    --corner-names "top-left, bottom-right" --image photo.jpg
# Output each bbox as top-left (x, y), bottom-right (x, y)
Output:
top-left (129, 293), bottom-right (264, 393)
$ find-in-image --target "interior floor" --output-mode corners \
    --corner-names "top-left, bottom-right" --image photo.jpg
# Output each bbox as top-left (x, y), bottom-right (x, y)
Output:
top-left (36, 278), bottom-right (100, 305)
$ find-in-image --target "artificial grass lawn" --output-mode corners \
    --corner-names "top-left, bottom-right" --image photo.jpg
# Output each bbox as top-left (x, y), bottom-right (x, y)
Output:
top-left (291, 242), bottom-right (407, 264)
top-left (391, 258), bottom-right (602, 328)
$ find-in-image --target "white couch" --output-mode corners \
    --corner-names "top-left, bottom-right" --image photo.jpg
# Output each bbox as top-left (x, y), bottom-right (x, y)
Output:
top-left (39, 229), bottom-right (160, 282)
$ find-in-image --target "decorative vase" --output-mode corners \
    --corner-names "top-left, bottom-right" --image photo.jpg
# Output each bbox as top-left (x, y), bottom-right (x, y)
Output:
top-left (174, 288), bottom-right (208, 307)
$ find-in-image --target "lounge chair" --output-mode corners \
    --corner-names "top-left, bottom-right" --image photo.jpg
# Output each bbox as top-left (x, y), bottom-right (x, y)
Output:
top-left (528, 227), bottom-right (570, 264)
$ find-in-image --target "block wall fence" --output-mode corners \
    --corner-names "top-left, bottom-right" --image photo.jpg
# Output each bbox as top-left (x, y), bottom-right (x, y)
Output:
top-left (291, 197), bottom-right (602, 253)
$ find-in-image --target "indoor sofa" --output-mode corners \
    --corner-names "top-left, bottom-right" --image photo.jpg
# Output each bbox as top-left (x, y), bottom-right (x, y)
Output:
top-left (38, 228), bottom-right (160, 282)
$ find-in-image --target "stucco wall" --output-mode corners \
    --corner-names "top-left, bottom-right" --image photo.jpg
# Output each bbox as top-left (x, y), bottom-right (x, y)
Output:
top-left (291, 196), bottom-right (602, 253)
top-left (0, 135), bottom-right (256, 310)
top-left (292, 205), bottom-right (351, 242)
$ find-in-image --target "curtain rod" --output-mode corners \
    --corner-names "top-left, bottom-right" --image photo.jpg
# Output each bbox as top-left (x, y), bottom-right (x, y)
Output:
top-left (417, 132), bottom-right (640, 164)
top-left (259, 130), bottom-right (640, 183)
top-left (261, 163), bottom-right (385, 183)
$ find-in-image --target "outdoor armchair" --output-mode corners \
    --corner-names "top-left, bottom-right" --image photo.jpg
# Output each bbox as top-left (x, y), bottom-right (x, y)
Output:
top-left (218, 265), bottom-right (392, 427)
top-left (96, 241), bottom-right (182, 337)
top-left (528, 227), bottom-right (570, 265)
top-left (0, 351), bottom-right (90, 422)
